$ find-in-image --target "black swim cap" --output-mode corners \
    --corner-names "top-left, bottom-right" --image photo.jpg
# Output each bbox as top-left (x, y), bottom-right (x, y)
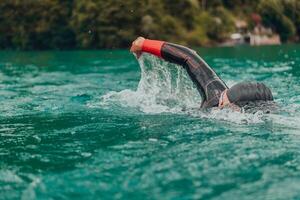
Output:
top-left (227, 82), bottom-right (273, 106)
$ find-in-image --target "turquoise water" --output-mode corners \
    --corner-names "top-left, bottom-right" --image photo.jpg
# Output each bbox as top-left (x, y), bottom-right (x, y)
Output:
top-left (0, 45), bottom-right (300, 200)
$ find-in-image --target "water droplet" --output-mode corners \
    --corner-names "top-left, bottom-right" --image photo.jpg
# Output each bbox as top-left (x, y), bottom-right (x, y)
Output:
top-left (81, 152), bottom-right (92, 157)
top-left (148, 138), bottom-right (158, 142)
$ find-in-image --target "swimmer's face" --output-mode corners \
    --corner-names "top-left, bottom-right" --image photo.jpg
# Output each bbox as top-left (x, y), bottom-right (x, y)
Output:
top-left (218, 89), bottom-right (230, 108)
top-left (218, 90), bottom-right (241, 112)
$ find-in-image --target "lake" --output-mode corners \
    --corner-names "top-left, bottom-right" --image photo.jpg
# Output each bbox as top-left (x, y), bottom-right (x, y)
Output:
top-left (0, 45), bottom-right (300, 200)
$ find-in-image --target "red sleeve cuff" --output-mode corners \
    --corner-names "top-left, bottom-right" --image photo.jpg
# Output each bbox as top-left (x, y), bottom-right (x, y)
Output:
top-left (141, 39), bottom-right (165, 58)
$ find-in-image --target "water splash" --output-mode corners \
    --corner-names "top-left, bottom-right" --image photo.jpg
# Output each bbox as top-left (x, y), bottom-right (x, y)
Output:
top-left (99, 54), bottom-right (200, 113)
top-left (99, 54), bottom-right (300, 126)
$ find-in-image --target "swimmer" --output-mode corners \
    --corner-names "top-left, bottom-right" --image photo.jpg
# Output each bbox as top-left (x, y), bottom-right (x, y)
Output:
top-left (130, 37), bottom-right (274, 111)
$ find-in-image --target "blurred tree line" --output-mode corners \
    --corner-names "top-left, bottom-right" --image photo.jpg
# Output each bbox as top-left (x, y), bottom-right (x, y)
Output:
top-left (0, 0), bottom-right (299, 50)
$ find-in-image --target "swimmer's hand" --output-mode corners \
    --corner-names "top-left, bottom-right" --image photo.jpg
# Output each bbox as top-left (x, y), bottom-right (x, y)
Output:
top-left (130, 37), bottom-right (145, 59)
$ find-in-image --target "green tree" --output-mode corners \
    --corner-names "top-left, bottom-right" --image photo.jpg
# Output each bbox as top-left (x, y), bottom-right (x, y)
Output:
top-left (0, 0), bottom-right (298, 50)
top-left (258, 0), bottom-right (296, 42)
top-left (0, 0), bottom-right (75, 50)
top-left (163, 0), bottom-right (200, 30)
top-left (282, 0), bottom-right (300, 38)
top-left (186, 12), bottom-right (212, 46)
top-left (207, 7), bottom-right (235, 41)
top-left (71, 0), bottom-right (189, 48)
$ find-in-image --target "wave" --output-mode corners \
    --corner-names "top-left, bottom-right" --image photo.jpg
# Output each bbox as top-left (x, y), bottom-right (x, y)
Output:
top-left (96, 54), bottom-right (300, 127)
top-left (98, 54), bottom-right (200, 114)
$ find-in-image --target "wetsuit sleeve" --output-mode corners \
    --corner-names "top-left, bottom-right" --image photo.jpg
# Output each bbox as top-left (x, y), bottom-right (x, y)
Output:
top-left (141, 40), bottom-right (228, 108)
top-left (141, 39), bottom-right (192, 68)
top-left (141, 39), bottom-right (165, 58)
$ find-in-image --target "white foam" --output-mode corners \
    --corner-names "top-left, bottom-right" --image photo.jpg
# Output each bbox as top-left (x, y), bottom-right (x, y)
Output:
top-left (97, 54), bottom-right (300, 126)
top-left (21, 177), bottom-right (41, 200)
top-left (98, 54), bottom-right (200, 113)
top-left (0, 170), bottom-right (23, 183)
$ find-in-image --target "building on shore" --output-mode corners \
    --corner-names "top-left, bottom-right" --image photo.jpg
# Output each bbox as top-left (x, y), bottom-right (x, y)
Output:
top-left (222, 14), bottom-right (281, 46)
top-left (248, 24), bottom-right (281, 46)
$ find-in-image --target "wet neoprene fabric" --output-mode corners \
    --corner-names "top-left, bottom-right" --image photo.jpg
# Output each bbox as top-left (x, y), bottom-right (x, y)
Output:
top-left (142, 40), bottom-right (228, 108)
top-left (141, 39), bottom-right (273, 108)
top-left (227, 82), bottom-right (273, 105)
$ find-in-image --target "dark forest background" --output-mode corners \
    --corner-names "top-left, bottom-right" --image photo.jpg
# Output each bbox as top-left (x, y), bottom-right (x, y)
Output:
top-left (0, 0), bottom-right (299, 50)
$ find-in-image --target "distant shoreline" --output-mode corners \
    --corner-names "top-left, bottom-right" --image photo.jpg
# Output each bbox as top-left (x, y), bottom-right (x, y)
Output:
top-left (0, 43), bottom-right (299, 52)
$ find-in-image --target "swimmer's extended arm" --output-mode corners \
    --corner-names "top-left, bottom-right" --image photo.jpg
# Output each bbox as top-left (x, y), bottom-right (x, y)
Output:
top-left (130, 37), bottom-right (188, 65)
top-left (141, 39), bottom-right (190, 66)
top-left (130, 37), bottom-right (228, 108)
top-left (141, 39), bottom-right (165, 58)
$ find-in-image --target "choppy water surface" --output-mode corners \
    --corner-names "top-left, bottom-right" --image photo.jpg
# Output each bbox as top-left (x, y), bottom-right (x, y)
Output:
top-left (1, 45), bottom-right (300, 200)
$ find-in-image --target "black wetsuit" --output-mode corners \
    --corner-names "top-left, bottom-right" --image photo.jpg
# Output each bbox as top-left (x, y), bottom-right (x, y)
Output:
top-left (161, 43), bottom-right (228, 108)
top-left (141, 39), bottom-right (273, 109)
